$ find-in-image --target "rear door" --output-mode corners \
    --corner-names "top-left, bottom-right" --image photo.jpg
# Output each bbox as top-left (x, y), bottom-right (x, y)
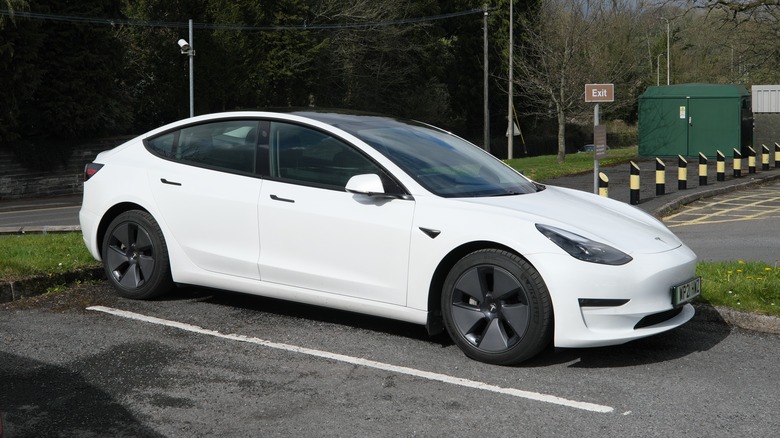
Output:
top-left (145, 119), bottom-right (266, 280)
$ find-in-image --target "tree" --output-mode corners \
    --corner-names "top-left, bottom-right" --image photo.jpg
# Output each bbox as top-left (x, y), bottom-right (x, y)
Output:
top-left (686, 0), bottom-right (780, 84)
top-left (309, 0), bottom-right (453, 125)
top-left (1, 0), bottom-right (130, 141)
top-left (514, 0), bottom-right (645, 162)
top-left (0, 0), bottom-right (37, 142)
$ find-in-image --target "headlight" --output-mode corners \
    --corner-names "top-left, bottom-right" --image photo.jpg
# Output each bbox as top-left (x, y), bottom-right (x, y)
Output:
top-left (535, 224), bottom-right (632, 265)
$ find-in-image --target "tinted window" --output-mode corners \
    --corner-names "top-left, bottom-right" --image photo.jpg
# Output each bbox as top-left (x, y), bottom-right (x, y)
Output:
top-left (270, 122), bottom-right (385, 189)
top-left (290, 112), bottom-right (538, 197)
top-left (146, 120), bottom-right (262, 174)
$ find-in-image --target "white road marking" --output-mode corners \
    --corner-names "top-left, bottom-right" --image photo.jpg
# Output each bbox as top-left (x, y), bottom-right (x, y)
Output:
top-left (87, 305), bottom-right (614, 413)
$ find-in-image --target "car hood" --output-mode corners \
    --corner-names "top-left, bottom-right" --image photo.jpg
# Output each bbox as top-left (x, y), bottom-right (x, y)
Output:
top-left (461, 186), bottom-right (683, 255)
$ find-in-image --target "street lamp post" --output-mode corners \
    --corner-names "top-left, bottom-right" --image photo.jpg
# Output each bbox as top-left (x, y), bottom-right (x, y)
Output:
top-left (507, 0), bottom-right (513, 159)
top-left (178, 19), bottom-right (195, 118)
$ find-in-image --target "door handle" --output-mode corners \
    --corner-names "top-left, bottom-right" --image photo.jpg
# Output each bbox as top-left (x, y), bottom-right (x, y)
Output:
top-left (270, 194), bottom-right (295, 203)
top-left (160, 178), bottom-right (182, 186)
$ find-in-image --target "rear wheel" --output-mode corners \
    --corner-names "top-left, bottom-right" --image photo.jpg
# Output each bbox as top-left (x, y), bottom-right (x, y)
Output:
top-left (101, 210), bottom-right (173, 299)
top-left (441, 249), bottom-right (552, 365)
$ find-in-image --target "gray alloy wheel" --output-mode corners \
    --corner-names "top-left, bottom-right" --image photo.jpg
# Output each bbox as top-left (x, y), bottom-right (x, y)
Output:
top-left (441, 249), bottom-right (553, 365)
top-left (102, 210), bottom-right (173, 300)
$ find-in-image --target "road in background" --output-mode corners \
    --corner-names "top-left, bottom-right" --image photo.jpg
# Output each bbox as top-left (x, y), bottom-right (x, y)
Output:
top-left (663, 181), bottom-right (780, 263)
top-left (0, 196), bottom-right (81, 228)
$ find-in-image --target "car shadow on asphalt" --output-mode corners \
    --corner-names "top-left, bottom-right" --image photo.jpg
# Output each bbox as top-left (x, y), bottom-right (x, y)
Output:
top-left (165, 286), bottom-right (733, 369)
top-left (524, 304), bottom-right (732, 368)
top-left (169, 286), bottom-right (440, 343)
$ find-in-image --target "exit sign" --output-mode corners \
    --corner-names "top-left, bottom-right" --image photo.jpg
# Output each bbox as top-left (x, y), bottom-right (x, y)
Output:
top-left (585, 84), bottom-right (614, 102)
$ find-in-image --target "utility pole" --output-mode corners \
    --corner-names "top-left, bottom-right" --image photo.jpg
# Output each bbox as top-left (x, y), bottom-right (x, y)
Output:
top-left (662, 17), bottom-right (670, 85)
top-left (483, 5), bottom-right (490, 152)
top-left (188, 19), bottom-right (194, 117)
top-left (507, 0), bottom-right (513, 159)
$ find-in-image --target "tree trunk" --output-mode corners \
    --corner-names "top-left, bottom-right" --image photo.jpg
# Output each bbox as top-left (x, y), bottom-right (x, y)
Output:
top-left (556, 106), bottom-right (566, 163)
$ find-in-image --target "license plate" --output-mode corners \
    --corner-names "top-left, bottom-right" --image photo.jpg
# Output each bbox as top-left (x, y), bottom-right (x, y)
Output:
top-left (672, 277), bottom-right (701, 306)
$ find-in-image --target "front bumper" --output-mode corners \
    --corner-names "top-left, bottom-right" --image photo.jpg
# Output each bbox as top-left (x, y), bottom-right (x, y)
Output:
top-left (528, 244), bottom-right (698, 348)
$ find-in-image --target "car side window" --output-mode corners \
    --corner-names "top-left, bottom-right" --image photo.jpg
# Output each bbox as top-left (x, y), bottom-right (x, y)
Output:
top-left (269, 122), bottom-right (385, 189)
top-left (146, 120), bottom-right (263, 174)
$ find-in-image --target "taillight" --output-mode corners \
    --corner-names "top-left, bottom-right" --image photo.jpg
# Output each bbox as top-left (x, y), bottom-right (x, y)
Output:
top-left (84, 163), bottom-right (104, 181)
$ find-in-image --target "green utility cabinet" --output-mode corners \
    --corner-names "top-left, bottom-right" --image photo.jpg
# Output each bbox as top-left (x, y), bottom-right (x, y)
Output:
top-left (638, 84), bottom-right (753, 158)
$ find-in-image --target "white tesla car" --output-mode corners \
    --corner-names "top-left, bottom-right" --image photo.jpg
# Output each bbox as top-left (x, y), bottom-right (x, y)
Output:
top-left (80, 110), bottom-right (700, 365)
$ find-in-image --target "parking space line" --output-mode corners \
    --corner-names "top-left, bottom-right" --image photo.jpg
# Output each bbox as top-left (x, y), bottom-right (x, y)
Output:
top-left (87, 305), bottom-right (614, 414)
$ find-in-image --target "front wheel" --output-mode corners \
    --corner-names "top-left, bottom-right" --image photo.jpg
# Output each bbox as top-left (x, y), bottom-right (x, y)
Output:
top-left (441, 249), bottom-right (553, 365)
top-left (101, 210), bottom-right (173, 300)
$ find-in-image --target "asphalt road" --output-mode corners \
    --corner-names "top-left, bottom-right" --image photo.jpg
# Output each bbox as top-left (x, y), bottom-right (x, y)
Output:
top-left (662, 182), bottom-right (780, 263)
top-left (2, 283), bottom-right (779, 437)
top-left (0, 196), bottom-right (81, 228)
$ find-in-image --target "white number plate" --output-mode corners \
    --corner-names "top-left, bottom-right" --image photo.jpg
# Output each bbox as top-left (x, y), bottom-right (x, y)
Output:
top-left (672, 277), bottom-right (701, 306)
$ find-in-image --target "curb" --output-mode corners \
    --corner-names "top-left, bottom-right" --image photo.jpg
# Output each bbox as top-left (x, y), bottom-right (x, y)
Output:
top-left (0, 268), bottom-right (104, 304)
top-left (0, 225), bottom-right (81, 235)
top-left (694, 304), bottom-right (780, 335)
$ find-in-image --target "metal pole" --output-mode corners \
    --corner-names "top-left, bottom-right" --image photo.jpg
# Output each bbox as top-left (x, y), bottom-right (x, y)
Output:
top-left (189, 19), bottom-right (194, 118)
top-left (663, 17), bottom-right (670, 85)
top-left (483, 5), bottom-right (490, 152)
top-left (656, 53), bottom-right (661, 86)
top-left (593, 103), bottom-right (599, 194)
top-left (507, 0), bottom-right (513, 160)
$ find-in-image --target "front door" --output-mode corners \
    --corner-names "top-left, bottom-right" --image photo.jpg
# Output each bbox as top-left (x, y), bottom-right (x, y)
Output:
top-left (257, 121), bottom-right (414, 305)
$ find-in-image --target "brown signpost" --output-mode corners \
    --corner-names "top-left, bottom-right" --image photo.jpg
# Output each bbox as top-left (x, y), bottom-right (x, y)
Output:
top-left (586, 83), bottom-right (614, 193)
top-left (585, 84), bottom-right (615, 103)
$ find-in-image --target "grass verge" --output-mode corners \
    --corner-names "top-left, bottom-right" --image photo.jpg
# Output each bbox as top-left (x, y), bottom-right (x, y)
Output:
top-left (0, 232), bottom-right (100, 281)
top-left (505, 147), bottom-right (638, 181)
top-left (696, 261), bottom-right (780, 317)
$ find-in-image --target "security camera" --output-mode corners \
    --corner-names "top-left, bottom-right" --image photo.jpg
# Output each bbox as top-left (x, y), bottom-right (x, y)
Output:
top-left (178, 39), bottom-right (191, 52)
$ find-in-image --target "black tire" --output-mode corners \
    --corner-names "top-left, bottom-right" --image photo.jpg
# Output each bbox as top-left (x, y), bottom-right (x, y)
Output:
top-left (101, 210), bottom-right (174, 300)
top-left (441, 249), bottom-right (553, 365)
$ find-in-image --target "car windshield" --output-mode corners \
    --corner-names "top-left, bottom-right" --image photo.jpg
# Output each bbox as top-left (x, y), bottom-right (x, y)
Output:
top-left (295, 112), bottom-right (539, 198)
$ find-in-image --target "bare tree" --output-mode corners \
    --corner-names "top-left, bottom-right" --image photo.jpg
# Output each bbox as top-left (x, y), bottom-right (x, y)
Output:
top-left (514, 0), bottom-right (645, 162)
top-left (686, 0), bottom-right (780, 83)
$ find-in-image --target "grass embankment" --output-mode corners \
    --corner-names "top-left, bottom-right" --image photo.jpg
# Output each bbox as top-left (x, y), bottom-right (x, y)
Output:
top-left (2, 148), bottom-right (777, 317)
top-left (505, 147), bottom-right (638, 181)
top-left (0, 233), bottom-right (100, 282)
top-left (696, 261), bottom-right (780, 316)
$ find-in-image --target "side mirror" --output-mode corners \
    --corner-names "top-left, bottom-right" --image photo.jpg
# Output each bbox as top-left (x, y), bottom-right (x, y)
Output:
top-left (345, 174), bottom-right (386, 196)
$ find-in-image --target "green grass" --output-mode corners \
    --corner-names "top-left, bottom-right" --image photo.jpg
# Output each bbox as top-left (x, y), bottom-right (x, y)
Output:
top-left (696, 261), bottom-right (780, 317)
top-left (0, 232), bottom-right (100, 281)
top-left (505, 147), bottom-right (638, 182)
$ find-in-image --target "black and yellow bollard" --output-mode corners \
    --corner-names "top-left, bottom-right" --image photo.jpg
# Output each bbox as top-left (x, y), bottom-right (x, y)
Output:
top-left (748, 146), bottom-right (756, 174)
top-left (775, 143), bottom-right (780, 169)
top-left (762, 144), bottom-right (770, 171)
top-left (655, 158), bottom-right (665, 196)
top-left (717, 150), bottom-right (726, 181)
top-left (598, 172), bottom-right (609, 197)
top-left (733, 148), bottom-right (742, 178)
top-left (630, 161), bottom-right (640, 205)
top-left (678, 155), bottom-right (688, 190)
top-left (698, 152), bottom-right (708, 186)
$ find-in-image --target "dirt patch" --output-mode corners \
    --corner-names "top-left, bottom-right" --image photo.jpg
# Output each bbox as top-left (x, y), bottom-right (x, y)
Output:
top-left (0, 281), bottom-right (120, 313)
